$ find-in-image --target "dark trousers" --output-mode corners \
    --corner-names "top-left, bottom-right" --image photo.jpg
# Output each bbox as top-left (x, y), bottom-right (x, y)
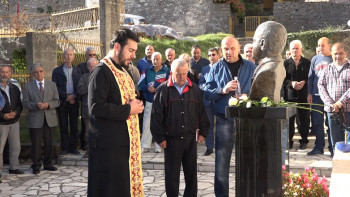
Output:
top-left (57, 101), bottom-right (79, 152)
top-left (29, 119), bottom-right (55, 170)
top-left (79, 118), bottom-right (86, 149)
top-left (164, 133), bottom-right (197, 197)
top-left (289, 107), bottom-right (310, 144)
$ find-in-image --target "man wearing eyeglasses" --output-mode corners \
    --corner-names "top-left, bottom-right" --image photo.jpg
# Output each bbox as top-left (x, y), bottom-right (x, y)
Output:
top-left (198, 47), bottom-right (220, 156)
top-left (78, 47), bottom-right (97, 74)
top-left (77, 47), bottom-right (97, 151)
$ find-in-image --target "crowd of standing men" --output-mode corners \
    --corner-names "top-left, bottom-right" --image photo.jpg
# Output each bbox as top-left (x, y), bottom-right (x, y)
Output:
top-left (0, 27), bottom-right (349, 197)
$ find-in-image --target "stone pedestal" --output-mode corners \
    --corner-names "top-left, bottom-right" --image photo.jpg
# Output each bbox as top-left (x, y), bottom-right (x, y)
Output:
top-left (329, 142), bottom-right (350, 197)
top-left (26, 32), bottom-right (57, 80)
top-left (226, 106), bottom-right (296, 197)
top-left (99, 0), bottom-right (120, 56)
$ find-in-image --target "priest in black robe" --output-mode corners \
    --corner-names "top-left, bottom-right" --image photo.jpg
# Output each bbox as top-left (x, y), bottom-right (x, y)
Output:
top-left (88, 28), bottom-right (145, 197)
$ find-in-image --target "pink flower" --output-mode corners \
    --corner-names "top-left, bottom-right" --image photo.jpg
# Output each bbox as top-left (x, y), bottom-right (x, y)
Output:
top-left (312, 173), bottom-right (318, 181)
top-left (305, 167), bottom-right (310, 172)
top-left (303, 176), bottom-right (309, 183)
top-left (322, 182), bottom-right (328, 191)
top-left (282, 165), bottom-right (286, 170)
top-left (306, 183), bottom-right (312, 188)
top-left (317, 177), bottom-right (323, 184)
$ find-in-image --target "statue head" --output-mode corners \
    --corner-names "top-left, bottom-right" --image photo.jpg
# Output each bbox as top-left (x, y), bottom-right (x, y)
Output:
top-left (252, 21), bottom-right (287, 62)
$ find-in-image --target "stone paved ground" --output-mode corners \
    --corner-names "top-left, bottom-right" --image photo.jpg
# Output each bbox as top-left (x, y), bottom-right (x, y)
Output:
top-left (0, 134), bottom-right (332, 196)
top-left (0, 165), bottom-right (232, 197)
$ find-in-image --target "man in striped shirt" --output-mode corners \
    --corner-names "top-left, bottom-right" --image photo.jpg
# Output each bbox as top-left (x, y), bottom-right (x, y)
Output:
top-left (138, 52), bottom-right (169, 153)
top-left (318, 42), bottom-right (350, 152)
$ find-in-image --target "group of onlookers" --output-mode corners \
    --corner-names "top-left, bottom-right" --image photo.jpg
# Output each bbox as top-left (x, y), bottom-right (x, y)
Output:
top-left (0, 47), bottom-right (99, 182)
top-left (0, 28), bottom-right (348, 196)
top-left (282, 37), bottom-right (350, 160)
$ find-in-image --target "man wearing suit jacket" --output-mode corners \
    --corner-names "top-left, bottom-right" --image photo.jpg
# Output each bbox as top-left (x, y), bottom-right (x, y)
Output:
top-left (0, 65), bottom-right (23, 182)
top-left (52, 49), bottom-right (82, 155)
top-left (23, 63), bottom-right (60, 174)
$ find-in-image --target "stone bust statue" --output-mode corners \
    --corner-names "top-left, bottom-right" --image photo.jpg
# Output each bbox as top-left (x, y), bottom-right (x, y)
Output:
top-left (250, 21), bottom-right (287, 103)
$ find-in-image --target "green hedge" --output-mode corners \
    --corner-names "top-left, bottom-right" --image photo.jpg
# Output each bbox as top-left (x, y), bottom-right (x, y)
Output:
top-left (286, 28), bottom-right (339, 60)
top-left (134, 33), bottom-right (231, 64)
top-left (133, 28), bottom-right (343, 62)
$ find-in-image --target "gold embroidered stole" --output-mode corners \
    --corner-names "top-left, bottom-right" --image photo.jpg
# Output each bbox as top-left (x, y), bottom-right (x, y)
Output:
top-left (101, 57), bottom-right (144, 197)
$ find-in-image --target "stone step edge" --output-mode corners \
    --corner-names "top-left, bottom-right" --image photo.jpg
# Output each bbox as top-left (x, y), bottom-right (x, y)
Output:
top-left (58, 159), bottom-right (333, 176)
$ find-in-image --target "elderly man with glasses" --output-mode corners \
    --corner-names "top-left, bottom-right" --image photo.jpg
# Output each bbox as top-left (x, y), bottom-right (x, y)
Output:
top-left (77, 47), bottom-right (97, 150)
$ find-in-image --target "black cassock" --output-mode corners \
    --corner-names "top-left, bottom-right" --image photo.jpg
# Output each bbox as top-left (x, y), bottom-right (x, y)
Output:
top-left (88, 61), bottom-right (132, 197)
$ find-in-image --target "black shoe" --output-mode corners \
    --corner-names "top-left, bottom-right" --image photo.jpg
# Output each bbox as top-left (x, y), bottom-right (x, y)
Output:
top-left (307, 149), bottom-right (324, 155)
top-left (70, 150), bottom-right (80, 155)
top-left (299, 143), bottom-right (307, 150)
top-left (289, 141), bottom-right (294, 149)
top-left (60, 150), bottom-right (68, 155)
top-left (32, 169), bottom-right (40, 175)
top-left (9, 169), bottom-right (24, 174)
top-left (330, 150), bottom-right (334, 158)
top-left (0, 173), bottom-right (2, 183)
top-left (204, 149), bottom-right (214, 156)
top-left (44, 166), bottom-right (57, 171)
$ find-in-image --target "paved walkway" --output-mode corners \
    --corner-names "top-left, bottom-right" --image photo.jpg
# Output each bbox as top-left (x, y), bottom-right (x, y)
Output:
top-left (0, 135), bottom-right (333, 196)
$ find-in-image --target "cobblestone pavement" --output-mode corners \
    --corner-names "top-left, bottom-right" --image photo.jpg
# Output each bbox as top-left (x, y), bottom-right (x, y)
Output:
top-left (0, 165), bottom-right (232, 197)
top-left (0, 135), bottom-right (332, 196)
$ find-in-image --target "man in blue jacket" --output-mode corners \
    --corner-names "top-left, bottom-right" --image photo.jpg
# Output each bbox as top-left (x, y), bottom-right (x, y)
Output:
top-left (137, 45), bottom-right (154, 75)
top-left (52, 49), bottom-right (82, 155)
top-left (198, 47), bottom-right (220, 156)
top-left (203, 36), bottom-right (256, 197)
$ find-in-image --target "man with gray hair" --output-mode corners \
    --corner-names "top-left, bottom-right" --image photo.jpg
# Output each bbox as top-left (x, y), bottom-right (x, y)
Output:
top-left (77, 58), bottom-right (98, 158)
top-left (283, 40), bottom-right (311, 150)
top-left (0, 64), bottom-right (23, 182)
top-left (52, 48), bottom-right (82, 155)
top-left (243, 43), bottom-right (254, 63)
top-left (151, 59), bottom-right (209, 197)
top-left (78, 47), bottom-right (97, 74)
top-left (77, 47), bottom-right (97, 149)
top-left (23, 63), bottom-right (60, 174)
top-left (164, 48), bottom-right (176, 69)
top-left (138, 52), bottom-right (169, 153)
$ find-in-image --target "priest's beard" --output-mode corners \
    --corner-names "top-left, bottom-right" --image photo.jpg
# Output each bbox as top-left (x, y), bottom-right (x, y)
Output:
top-left (117, 47), bottom-right (131, 68)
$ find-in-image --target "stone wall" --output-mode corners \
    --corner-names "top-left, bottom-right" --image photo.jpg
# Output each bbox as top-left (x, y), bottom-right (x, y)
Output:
top-left (124, 0), bottom-right (232, 36)
top-left (274, 2), bottom-right (350, 33)
top-left (0, 37), bottom-right (26, 65)
top-left (0, 0), bottom-right (85, 15)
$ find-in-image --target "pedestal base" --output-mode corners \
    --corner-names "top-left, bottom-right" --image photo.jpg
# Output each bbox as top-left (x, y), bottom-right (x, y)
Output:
top-left (226, 106), bottom-right (296, 197)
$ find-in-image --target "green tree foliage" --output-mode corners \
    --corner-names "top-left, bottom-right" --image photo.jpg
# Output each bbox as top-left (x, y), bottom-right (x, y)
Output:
top-left (12, 48), bottom-right (27, 73)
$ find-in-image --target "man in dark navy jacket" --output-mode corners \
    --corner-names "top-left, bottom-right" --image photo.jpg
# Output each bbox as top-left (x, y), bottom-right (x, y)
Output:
top-left (151, 59), bottom-right (209, 197)
top-left (52, 49), bottom-right (82, 155)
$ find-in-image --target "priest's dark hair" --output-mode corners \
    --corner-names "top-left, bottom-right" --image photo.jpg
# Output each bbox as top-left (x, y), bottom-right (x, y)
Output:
top-left (110, 28), bottom-right (140, 49)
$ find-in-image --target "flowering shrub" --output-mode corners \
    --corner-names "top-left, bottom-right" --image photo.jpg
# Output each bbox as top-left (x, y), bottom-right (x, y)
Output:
top-left (282, 165), bottom-right (329, 197)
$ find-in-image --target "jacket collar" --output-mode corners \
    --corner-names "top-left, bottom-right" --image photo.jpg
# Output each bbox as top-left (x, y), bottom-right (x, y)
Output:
top-left (166, 76), bottom-right (192, 94)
